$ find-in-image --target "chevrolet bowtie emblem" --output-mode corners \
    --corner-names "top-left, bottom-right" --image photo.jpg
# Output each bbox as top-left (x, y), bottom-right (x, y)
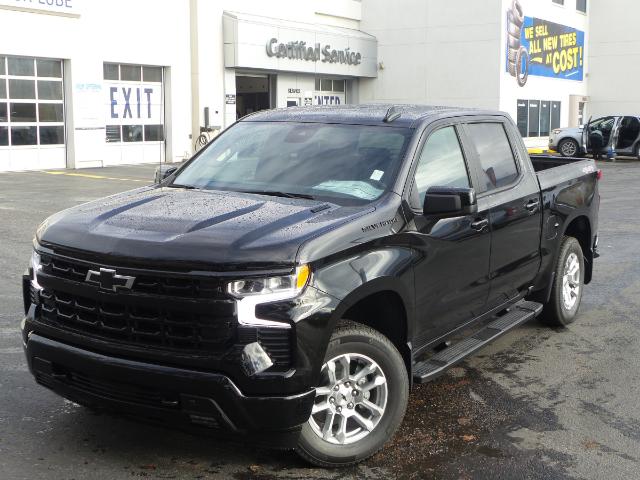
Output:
top-left (85, 268), bottom-right (135, 292)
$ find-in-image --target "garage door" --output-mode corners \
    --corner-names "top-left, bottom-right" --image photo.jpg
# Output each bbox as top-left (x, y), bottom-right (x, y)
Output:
top-left (0, 55), bottom-right (66, 172)
top-left (103, 63), bottom-right (165, 166)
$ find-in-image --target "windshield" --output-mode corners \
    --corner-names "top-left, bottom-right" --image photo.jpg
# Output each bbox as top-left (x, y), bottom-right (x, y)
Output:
top-left (172, 122), bottom-right (413, 205)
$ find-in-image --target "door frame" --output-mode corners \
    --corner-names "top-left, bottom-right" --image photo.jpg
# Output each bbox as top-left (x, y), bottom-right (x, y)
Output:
top-left (402, 118), bottom-right (494, 345)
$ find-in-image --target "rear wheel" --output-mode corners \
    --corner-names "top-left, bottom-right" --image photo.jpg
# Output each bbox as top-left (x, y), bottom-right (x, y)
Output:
top-left (542, 236), bottom-right (585, 326)
top-left (295, 321), bottom-right (408, 467)
top-left (559, 138), bottom-right (580, 157)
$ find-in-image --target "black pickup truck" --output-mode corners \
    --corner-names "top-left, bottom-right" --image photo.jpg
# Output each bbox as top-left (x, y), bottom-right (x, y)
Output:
top-left (22, 105), bottom-right (600, 467)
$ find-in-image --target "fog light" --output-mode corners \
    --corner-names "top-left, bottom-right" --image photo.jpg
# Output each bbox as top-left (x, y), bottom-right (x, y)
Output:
top-left (241, 342), bottom-right (273, 376)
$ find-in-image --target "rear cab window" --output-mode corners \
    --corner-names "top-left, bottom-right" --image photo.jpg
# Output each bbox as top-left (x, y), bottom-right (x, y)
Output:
top-left (465, 122), bottom-right (520, 193)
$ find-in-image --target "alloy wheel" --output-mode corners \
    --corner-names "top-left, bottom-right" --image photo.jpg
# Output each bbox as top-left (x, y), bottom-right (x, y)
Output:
top-left (308, 353), bottom-right (388, 445)
top-left (562, 252), bottom-right (581, 310)
top-left (561, 140), bottom-right (578, 157)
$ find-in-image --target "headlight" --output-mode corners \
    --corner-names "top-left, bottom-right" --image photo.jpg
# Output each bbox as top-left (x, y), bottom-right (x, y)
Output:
top-left (552, 129), bottom-right (562, 135)
top-left (31, 250), bottom-right (42, 289)
top-left (227, 265), bottom-right (310, 298)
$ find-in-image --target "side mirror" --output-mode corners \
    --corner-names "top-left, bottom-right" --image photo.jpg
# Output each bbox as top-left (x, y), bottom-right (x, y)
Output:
top-left (423, 186), bottom-right (477, 217)
top-left (154, 165), bottom-right (178, 183)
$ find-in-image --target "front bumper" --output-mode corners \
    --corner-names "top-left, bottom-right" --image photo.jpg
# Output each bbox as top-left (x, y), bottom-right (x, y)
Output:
top-left (24, 331), bottom-right (315, 448)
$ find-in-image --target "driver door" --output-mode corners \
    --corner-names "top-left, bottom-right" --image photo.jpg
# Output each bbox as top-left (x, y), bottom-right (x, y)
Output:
top-left (409, 123), bottom-right (492, 346)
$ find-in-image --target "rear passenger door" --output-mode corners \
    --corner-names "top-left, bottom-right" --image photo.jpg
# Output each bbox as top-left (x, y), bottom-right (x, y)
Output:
top-left (463, 120), bottom-right (542, 309)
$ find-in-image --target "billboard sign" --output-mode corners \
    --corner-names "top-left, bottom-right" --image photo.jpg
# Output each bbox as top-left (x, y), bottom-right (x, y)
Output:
top-left (506, 0), bottom-right (584, 87)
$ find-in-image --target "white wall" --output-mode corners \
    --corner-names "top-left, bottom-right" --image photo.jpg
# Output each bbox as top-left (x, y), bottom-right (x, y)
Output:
top-left (0, 0), bottom-right (192, 171)
top-left (358, 0), bottom-right (502, 109)
top-left (588, 0), bottom-right (640, 118)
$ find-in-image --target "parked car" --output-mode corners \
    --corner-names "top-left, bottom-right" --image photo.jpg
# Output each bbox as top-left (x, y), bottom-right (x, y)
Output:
top-left (549, 115), bottom-right (640, 158)
top-left (22, 105), bottom-right (600, 467)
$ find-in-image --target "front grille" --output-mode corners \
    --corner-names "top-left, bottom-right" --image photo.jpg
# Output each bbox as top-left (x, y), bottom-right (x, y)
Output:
top-left (40, 254), bottom-right (225, 299)
top-left (39, 289), bottom-right (235, 353)
top-left (34, 252), bottom-right (294, 370)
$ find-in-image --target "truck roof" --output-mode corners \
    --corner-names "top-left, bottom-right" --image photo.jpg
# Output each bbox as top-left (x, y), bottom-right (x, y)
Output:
top-left (241, 104), bottom-right (502, 128)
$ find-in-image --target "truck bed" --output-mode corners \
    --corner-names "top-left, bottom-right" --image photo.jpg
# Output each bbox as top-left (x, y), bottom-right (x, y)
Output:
top-left (530, 154), bottom-right (598, 191)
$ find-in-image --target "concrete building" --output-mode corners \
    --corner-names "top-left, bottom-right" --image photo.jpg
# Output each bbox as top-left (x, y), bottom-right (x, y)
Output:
top-left (0, 0), bottom-right (373, 172)
top-left (190, 0), bottom-right (375, 143)
top-left (588, 0), bottom-right (640, 118)
top-left (0, 0), bottom-right (192, 171)
top-left (0, 0), bottom-right (636, 172)
top-left (360, 0), bottom-right (589, 148)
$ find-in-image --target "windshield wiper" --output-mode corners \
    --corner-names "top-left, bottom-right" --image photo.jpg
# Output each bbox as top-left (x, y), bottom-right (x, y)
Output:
top-left (168, 183), bottom-right (197, 190)
top-left (240, 190), bottom-right (316, 200)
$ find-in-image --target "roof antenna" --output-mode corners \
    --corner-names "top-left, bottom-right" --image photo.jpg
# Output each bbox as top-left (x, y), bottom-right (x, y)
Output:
top-left (383, 105), bottom-right (401, 123)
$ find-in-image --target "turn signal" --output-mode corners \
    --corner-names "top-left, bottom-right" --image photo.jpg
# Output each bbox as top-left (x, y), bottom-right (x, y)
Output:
top-left (296, 264), bottom-right (311, 290)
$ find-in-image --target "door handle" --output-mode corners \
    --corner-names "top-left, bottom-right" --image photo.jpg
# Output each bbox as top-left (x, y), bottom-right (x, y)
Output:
top-left (470, 218), bottom-right (489, 231)
top-left (525, 199), bottom-right (540, 212)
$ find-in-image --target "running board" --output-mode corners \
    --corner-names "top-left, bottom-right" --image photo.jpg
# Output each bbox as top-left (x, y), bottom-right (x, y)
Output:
top-left (412, 300), bottom-right (543, 384)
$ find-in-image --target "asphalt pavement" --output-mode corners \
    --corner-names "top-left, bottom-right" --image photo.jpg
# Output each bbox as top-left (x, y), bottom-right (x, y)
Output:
top-left (1, 161), bottom-right (639, 479)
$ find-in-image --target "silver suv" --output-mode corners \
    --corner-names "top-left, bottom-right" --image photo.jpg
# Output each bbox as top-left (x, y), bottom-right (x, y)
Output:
top-left (549, 115), bottom-right (640, 158)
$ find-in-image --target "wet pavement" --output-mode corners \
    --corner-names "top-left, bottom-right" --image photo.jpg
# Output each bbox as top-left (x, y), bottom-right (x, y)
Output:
top-left (1, 160), bottom-right (639, 479)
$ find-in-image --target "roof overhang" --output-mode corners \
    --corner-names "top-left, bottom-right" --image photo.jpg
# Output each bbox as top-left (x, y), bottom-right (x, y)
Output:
top-left (223, 11), bottom-right (378, 78)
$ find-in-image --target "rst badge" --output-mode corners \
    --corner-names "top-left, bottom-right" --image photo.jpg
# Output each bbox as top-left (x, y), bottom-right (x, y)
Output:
top-left (85, 268), bottom-right (135, 292)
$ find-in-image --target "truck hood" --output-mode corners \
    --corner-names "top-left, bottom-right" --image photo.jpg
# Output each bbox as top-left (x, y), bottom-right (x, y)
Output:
top-left (37, 186), bottom-right (372, 270)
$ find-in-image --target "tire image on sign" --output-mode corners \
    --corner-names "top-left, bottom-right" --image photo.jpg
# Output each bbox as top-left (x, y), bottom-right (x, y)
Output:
top-left (506, 0), bottom-right (529, 87)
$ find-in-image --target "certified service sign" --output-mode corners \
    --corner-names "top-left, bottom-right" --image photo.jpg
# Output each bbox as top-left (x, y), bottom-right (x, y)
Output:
top-left (0, 0), bottom-right (82, 17)
top-left (266, 38), bottom-right (362, 66)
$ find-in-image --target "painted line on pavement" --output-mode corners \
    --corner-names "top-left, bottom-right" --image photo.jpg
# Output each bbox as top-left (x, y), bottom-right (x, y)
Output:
top-left (527, 147), bottom-right (550, 154)
top-left (41, 171), bottom-right (147, 183)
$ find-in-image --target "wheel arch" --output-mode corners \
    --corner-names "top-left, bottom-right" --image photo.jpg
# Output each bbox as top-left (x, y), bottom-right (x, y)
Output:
top-left (328, 278), bottom-right (413, 385)
top-left (562, 215), bottom-right (593, 284)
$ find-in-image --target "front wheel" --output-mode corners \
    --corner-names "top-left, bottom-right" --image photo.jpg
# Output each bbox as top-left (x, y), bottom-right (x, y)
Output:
top-left (542, 236), bottom-right (585, 326)
top-left (559, 138), bottom-right (580, 157)
top-left (295, 321), bottom-right (408, 467)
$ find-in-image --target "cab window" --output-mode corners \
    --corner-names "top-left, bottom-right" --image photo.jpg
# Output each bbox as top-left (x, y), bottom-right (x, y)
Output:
top-left (466, 122), bottom-right (519, 192)
top-left (413, 126), bottom-right (470, 206)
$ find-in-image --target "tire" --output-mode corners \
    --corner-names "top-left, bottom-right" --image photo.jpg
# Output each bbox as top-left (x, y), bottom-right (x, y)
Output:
top-left (635, 143), bottom-right (640, 160)
top-left (508, 32), bottom-right (521, 49)
top-left (516, 47), bottom-right (529, 87)
top-left (512, 0), bottom-right (525, 26)
top-left (558, 138), bottom-right (580, 157)
top-left (507, 20), bottom-right (521, 39)
top-left (295, 321), bottom-right (409, 467)
top-left (542, 236), bottom-right (585, 327)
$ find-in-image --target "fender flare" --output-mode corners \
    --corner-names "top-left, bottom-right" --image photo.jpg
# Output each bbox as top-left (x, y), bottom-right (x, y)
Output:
top-left (329, 277), bottom-right (414, 331)
top-left (536, 213), bottom-right (593, 304)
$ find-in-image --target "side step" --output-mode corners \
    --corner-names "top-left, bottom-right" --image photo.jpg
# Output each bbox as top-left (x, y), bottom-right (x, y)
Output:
top-left (412, 300), bottom-right (543, 384)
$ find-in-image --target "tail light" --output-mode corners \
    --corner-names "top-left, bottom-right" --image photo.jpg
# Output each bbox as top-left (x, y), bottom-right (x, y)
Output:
top-left (596, 169), bottom-right (603, 181)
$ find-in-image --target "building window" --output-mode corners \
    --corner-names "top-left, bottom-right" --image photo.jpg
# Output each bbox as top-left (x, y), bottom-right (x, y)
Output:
top-left (516, 100), bottom-right (561, 138)
top-left (103, 63), bottom-right (164, 143)
top-left (517, 100), bottom-right (562, 138)
top-left (314, 78), bottom-right (348, 105)
top-left (552, 0), bottom-right (564, 5)
top-left (0, 56), bottom-right (65, 147)
top-left (576, 0), bottom-right (587, 13)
